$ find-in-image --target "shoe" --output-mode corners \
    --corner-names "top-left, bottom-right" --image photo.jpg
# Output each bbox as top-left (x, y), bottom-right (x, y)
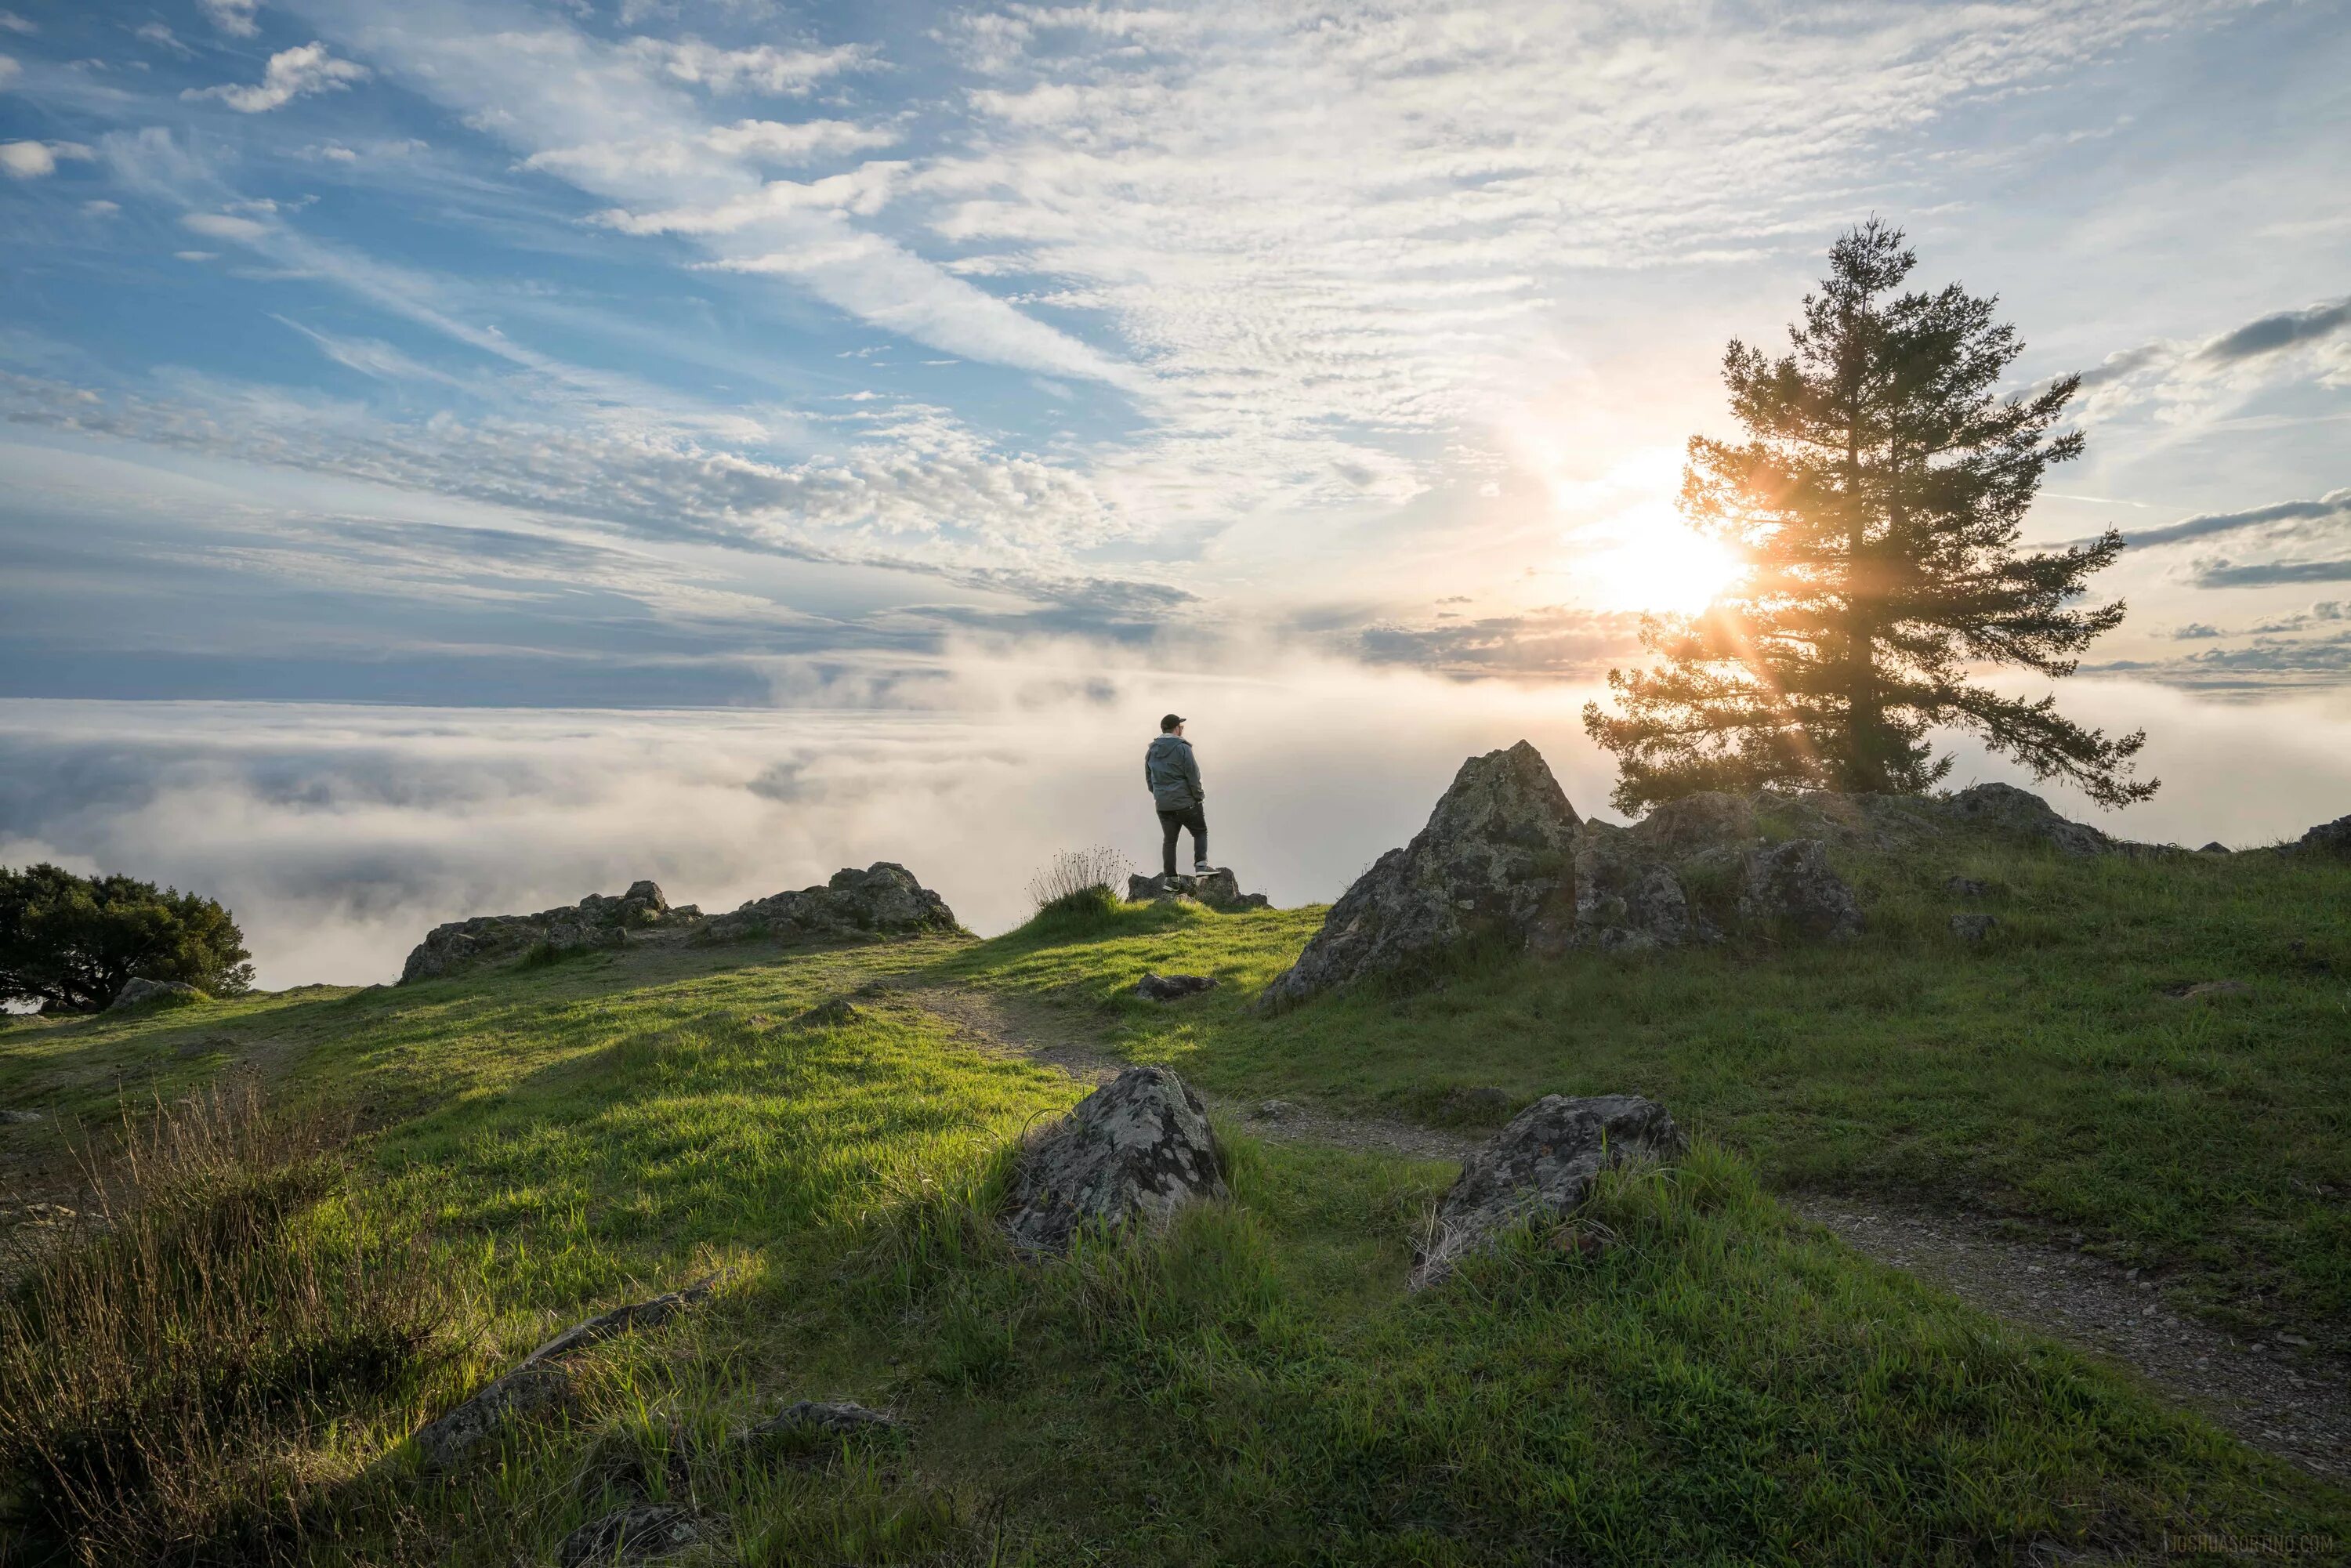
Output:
top-left (1193, 864), bottom-right (1217, 875)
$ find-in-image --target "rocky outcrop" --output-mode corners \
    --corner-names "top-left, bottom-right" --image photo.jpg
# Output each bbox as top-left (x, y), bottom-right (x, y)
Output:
top-left (693, 863), bottom-right (956, 945)
top-left (401, 879), bottom-right (680, 983)
top-left (1259, 741), bottom-right (1581, 1008)
top-left (1935, 782), bottom-right (2116, 857)
top-left (1565, 823), bottom-right (1704, 951)
top-left (1136, 973), bottom-right (1216, 1001)
top-left (1738, 839), bottom-right (1864, 941)
top-left (745, 1400), bottom-right (905, 1447)
top-left (400, 866), bottom-right (955, 983)
top-left (412, 1363), bottom-right (574, 1472)
top-left (109, 977), bottom-right (207, 1011)
top-left (1413, 1094), bottom-right (1684, 1287)
top-left (1126, 869), bottom-right (1272, 910)
top-left (1003, 1066), bottom-right (1228, 1255)
top-left (2291, 815), bottom-right (2351, 858)
top-left (411, 1278), bottom-right (717, 1472)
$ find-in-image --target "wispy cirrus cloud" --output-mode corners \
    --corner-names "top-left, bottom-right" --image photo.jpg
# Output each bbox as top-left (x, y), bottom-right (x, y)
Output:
top-left (183, 42), bottom-right (371, 114)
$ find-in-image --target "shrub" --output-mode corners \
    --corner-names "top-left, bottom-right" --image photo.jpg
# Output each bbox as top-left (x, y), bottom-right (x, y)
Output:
top-left (1023, 847), bottom-right (1130, 918)
top-left (0, 1086), bottom-right (447, 1566)
top-left (0, 864), bottom-right (255, 1014)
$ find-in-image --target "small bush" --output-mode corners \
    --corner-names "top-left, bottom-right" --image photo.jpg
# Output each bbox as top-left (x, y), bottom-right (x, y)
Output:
top-left (0, 1086), bottom-right (449, 1566)
top-left (1024, 846), bottom-right (1130, 917)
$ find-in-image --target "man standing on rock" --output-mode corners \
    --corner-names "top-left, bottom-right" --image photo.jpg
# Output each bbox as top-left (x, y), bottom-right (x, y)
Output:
top-left (1145, 714), bottom-right (1213, 881)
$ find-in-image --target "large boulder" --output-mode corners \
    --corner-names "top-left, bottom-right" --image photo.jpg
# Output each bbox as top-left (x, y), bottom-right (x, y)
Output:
top-left (1003, 1066), bottom-right (1228, 1255)
top-left (1933, 782), bottom-right (2115, 857)
top-left (1413, 1093), bottom-right (1685, 1287)
top-left (694, 863), bottom-right (957, 944)
top-left (1259, 741), bottom-right (1580, 1008)
top-left (1563, 823), bottom-right (1705, 951)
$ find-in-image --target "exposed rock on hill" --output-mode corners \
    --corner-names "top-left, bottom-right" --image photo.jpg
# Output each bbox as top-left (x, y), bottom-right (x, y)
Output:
top-left (694, 863), bottom-right (956, 944)
top-left (556, 1505), bottom-right (706, 1568)
top-left (1136, 972), bottom-right (1216, 1001)
top-left (109, 977), bottom-right (207, 1011)
top-left (1126, 869), bottom-right (1272, 910)
top-left (1258, 741), bottom-right (1581, 1008)
top-left (1413, 1093), bottom-right (1685, 1288)
top-left (1259, 742), bottom-right (2157, 1006)
top-left (1003, 1066), bottom-right (1227, 1255)
top-left (399, 865), bottom-right (955, 983)
top-left (2292, 814), bottom-right (2351, 858)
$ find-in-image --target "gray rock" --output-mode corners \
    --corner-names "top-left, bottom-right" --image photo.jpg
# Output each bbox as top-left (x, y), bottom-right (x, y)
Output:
top-left (411, 1364), bottom-right (573, 1472)
top-left (556, 1504), bottom-right (706, 1568)
top-left (794, 998), bottom-right (862, 1027)
top-left (1413, 1094), bottom-right (1685, 1287)
top-left (2291, 815), bottom-right (2351, 858)
top-left (693, 862), bottom-right (957, 946)
top-left (2169, 980), bottom-right (2249, 1001)
top-left (521, 1276), bottom-right (719, 1367)
top-left (1950, 912), bottom-right (1998, 942)
top-left (1136, 972), bottom-right (1216, 1001)
top-left (1739, 839), bottom-right (1864, 940)
top-left (1259, 741), bottom-right (1580, 1008)
top-left (745, 1399), bottom-right (906, 1445)
top-left (1564, 824), bottom-right (1704, 951)
top-left (1945, 876), bottom-right (1987, 897)
top-left (2198, 842), bottom-right (2231, 855)
top-left (108, 977), bottom-right (206, 1011)
top-left (1936, 782), bottom-right (2115, 857)
top-left (0, 1109), bottom-right (42, 1124)
top-left (1253, 1099), bottom-right (1301, 1123)
top-left (1126, 870), bottom-right (1270, 910)
top-left (1626, 791), bottom-right (1759, 856)
top-left (1003, 1066), bottom-right (1227, 1255)
top-left (400, 878), bottom-right (676, 983)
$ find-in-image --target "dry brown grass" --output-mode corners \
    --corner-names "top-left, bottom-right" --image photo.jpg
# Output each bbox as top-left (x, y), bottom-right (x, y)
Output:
top-left (0, 1085), bottom-right (449, 1566)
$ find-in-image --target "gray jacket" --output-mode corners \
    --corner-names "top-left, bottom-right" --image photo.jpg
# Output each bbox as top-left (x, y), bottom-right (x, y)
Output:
top-left (1144, 733), bottom-right (1204, 811)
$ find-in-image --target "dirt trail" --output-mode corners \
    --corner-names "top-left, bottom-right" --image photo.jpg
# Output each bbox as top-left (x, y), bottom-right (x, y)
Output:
top-left (898, 980), bottom-right (2351, 1485)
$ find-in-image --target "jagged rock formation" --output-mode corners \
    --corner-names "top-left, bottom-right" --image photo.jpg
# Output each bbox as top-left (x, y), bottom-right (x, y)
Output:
top-left (1258, 741), bottom-right (1581, 1008)
top-left (1413, 1093), bottom-right (1685, 1288)
top-left (744, 1400), bottom-right (905, 1446)
top-left (399, 865), bottom-right (955, 983)
top-left (1259, 741), bottom-right (2161, 1007)
top-left (109, 977), bottom-right (207, 1011)
top-left (1126, 869), bottom-right (1271, 910)
top-left (1002, 1066), bottom-right (1227, 1255)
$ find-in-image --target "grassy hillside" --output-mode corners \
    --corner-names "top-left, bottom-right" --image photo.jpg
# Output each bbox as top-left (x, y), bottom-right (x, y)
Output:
top-left (2, 833), bottom-right (2347, 1564)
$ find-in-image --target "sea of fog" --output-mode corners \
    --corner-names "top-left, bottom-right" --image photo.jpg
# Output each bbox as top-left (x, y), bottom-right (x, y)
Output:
top-left (5, 658), bottom-right (2349, 990)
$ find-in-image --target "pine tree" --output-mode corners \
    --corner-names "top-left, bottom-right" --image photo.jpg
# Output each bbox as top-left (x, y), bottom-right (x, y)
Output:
top-left (1583, 220), bottom-right (2157, 815)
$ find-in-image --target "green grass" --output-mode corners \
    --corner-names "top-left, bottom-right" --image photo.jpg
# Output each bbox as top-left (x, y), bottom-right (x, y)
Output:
top-left (2, 843), bottom-right (2348, 1563)
top-left (944, 842), bottom-right (2351, 1331)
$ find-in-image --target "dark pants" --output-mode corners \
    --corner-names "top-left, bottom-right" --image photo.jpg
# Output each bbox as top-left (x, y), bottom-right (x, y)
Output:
top-left (1157, 805), bottom-right (1208, 878)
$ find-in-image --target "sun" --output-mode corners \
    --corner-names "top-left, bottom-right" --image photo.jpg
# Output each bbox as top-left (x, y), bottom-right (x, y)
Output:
top-left (1582, 498), bottom-right (1744, 616)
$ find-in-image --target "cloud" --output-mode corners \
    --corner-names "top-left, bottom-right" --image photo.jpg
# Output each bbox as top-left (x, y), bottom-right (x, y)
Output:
top-left (183, 210), bottom-right (273, 242)
top-left (134, 22), bottom-right (197, 57)
top-left (596, 161), bottom-right (905, 234)
top-left (0, 139), bottom-right (95, 179)
top-left (1352, 606), bottom-right (1644, 676)
top-left (2123, 487), bottom-right (2351, 550)
top-left (2197, 297), bottom-right (2351, 364)
top-left (619, 37), bottom-right (873, 95)
top-left (198, 0), bottom-right (260, 38)
top-left (702, 118), bottom-right (901, 163)
top-left (2193, 559), bottom-right (2351, 588)
top-left (184, 42), bottom-right (371, 114)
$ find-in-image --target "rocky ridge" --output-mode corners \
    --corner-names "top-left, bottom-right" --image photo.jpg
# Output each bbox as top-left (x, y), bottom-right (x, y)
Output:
top-left (400, 864), bottom-right (955, 983)
top-left (1259, 741), bottom-right (2161, 1009)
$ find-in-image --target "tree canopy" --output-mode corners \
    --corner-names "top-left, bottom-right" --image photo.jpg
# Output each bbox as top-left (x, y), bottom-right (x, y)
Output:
top-left (0, 864), bottom-right (254, 1013)
top-left (1584, 220), bottom-right (2156, 815)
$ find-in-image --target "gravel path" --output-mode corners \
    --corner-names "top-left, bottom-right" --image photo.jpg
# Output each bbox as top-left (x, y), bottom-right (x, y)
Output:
top-left (898, 981), bottom-right (2349, 1483)
top-left (1792, 1193), bottom-right (2351, 1484)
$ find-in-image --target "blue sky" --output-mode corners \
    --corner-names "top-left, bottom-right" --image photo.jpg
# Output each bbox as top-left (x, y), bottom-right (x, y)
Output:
top-left (2, 2), bottom-right (2349, 982)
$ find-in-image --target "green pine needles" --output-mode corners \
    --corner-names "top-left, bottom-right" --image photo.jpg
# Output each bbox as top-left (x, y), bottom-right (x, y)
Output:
top-left (1585, 220), bottom-right (2157, 814)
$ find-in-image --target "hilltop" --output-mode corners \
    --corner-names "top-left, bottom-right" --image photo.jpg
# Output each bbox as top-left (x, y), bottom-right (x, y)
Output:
top-left (2, 755), bottom-right (2349, 1566)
